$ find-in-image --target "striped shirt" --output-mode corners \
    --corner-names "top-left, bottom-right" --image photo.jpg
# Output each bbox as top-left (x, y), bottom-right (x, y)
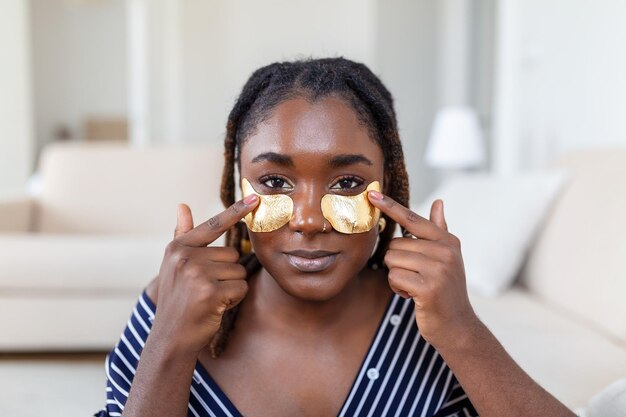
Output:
top-left (95, 291), bottom-right (478, 417)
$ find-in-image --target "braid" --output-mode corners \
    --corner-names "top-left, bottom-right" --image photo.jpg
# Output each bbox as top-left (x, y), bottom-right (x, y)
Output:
top-left (210, 57), bottom-right (410, 358)
top-left (211, 66), bottom-right (279, 357)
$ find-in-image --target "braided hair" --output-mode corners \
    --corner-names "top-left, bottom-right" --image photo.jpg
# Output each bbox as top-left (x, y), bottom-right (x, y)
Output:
top-left (210, 57), bottom-right (410, 357)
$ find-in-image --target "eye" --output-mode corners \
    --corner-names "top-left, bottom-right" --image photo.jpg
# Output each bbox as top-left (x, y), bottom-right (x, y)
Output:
top-left (260, 176), bottom-right (293, 190)
top-left (330, 176), bottom-right (364, 191)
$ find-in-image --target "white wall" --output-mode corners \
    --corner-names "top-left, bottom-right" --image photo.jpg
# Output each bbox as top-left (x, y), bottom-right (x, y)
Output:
top-left (136, 0), bottom-right (440, 202)
top-left (0, 0), bottom-right (33, 193)
top-left (376, 0), bottom-right (439, 203)
top-left (493, 0), bottom-right (626, 172)
top-left (30, 0), bottom-right (127, 157)
top-left (178, 0), bottom-right (377, 144)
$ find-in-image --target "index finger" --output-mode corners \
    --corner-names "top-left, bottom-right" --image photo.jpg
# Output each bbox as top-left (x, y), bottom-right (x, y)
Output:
top-left (177, 194), bottom-right (259, 247)
top-left (367, 191), bottom-right (446, 241)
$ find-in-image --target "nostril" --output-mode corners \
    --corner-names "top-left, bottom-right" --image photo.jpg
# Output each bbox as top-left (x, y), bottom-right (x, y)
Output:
top-left (288, 189), bottom-right (327, 233)
top-left (289, 208), bottom-right (326, 234)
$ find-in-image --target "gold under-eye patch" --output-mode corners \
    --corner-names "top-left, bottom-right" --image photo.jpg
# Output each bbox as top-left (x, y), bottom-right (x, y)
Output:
top-left (242, 178), bottom-right (293, 232)
top-left (321, 181), bottom-right (381, 234)
top-left (241, 178), bottom-right (381, 234)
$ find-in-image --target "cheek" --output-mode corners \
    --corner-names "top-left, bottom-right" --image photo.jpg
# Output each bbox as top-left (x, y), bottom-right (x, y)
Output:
top-left (344, 230), bottom-right (379, 262)
top-left (247, 231), bottom-right (275, 254)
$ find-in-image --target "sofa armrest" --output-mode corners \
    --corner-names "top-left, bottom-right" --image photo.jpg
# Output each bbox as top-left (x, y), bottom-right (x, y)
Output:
top-left (0, 193), bottom-right (35, 232)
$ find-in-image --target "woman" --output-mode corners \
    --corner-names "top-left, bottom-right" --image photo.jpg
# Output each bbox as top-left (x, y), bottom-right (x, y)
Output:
top-left (96, 58), bottom-right (575, 417)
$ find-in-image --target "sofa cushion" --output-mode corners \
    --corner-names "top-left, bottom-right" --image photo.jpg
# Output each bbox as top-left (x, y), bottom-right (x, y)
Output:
top-left (416, 171), bottom-right (566, 296)
top-left (37, 142), bottom-right (225, 234)
top-left (0, 235), bottom-right (167, 290)
top-left (521, 150), bottom-right (626, 343)
top-left (471, 287), bottom-right (626, 409)
top-left (0, 295), bottom-right (140, 351)
top-left (0, 233), bottom-right (227, 290)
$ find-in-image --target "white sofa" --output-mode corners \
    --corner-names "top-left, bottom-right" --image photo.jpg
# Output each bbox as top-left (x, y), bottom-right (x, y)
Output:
top-left (0, 144), bottom-right (624, 410)
top-left (466, 150), bottom-right (626, 409)
top-left (0, 142), bottom-right (225, 351)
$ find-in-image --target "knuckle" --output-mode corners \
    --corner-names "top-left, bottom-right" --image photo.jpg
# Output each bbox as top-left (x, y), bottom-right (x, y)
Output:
top-left (439, 246), bottom-right (456, 263)
top-left (434, 261), bottom-right (449, 276)
top-left (448, 233), bottom-right (461, 247)
top-left (165, 240), bottom-right (179, 257)
top-left (234, 279), bottom-right (249, 294)
top-left (388, 238), bottom-right (403, 249)
top-left (229, 200), bottom-right (245, 215)
top-left (224, 247), bottom-right (240, 262)
top-left (205, 215), bottom-right (222, 230)
top-left (218, 282), bottom-right (249, 313)
top-left (387, 268), bottom-right (401, 283)
top-left (166, 242), bottom-right (188, 265)
top-left (185, 263), bottom-right (205, 279)
top-left (232, 264), bottom-right (247, 279)
top-left (198, 281), bottom-right (218, 300)
top-left (383, 251), bottom-right (394, 265)
top-left (407, 210), bottom-right (420, 223)
top-left (174, 256), bottom-right (189, 272)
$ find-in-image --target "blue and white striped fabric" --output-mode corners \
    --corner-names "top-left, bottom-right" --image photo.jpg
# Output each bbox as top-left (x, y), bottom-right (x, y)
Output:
top-left (95, 291), bottom-right (478, 417)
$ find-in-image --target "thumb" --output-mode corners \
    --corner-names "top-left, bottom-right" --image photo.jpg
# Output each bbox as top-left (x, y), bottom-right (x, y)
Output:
top-left (174, 203), bottom-right (194, 239)
top-left (429, 199), bottom-right (448, 232)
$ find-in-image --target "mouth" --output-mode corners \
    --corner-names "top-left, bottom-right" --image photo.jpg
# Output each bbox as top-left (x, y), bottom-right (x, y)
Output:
top-left (283, 250), bottom-right (339, 273)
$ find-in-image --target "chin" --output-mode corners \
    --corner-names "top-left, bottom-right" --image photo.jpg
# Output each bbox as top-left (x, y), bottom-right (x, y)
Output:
top-left (261, 256), bottom-right (358, 302)
top-left (275, 274), bottom-right (348, 302)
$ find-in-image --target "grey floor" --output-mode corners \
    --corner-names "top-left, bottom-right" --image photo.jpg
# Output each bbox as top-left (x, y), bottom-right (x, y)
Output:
top-left (0, 353), bottom-right (107, 417)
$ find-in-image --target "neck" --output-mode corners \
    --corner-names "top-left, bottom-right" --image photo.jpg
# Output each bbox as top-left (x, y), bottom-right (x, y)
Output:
top-left (244, 266), bottom-right (381, 335)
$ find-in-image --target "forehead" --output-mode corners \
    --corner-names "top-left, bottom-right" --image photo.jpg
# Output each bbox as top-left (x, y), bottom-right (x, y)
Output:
top-left (239, 96), bottom-right (383, 165)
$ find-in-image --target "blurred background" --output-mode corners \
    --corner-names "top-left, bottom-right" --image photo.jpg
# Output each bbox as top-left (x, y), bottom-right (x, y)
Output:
top-left (1, 1), bottom-right (626, 416)
top-left (3, 0), bottom-right (626, 200)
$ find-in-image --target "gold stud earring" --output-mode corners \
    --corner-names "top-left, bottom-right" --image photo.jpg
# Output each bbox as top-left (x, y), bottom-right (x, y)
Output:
top-left (241, 237), bottom-right (252, 255)
top-left (378, 217), bottom-right (386, 233)
top-left (240, 223), bottom-right (252, 255)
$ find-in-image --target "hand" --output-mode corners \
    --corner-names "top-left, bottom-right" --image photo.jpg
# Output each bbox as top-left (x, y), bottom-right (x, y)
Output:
top-left (368, 191), bottom-right (479, 350)
top-left (151, 194), bottom-right (259, 355)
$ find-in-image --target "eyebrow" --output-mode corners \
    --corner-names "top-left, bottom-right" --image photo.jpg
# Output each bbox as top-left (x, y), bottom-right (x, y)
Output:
top-left (328, 154), bottom-right (373, 167)
top-left (250, 152), bottom-right (373, 168)
top-left (251, 152), bottom-right (295, 167)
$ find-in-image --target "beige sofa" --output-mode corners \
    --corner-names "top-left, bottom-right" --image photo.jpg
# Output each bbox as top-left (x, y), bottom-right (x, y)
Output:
top-left (0, 142), bottom-right (225, 351)
top-left (0, 144), bottom-right (624, 410)
top-left (468, 150), bottom-right (626, 409)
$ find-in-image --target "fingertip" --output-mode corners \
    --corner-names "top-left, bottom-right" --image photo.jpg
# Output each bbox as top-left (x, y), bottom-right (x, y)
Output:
top-left (368, 190), bottom-right (383, 201)
top-left (243, 194), bottom-right (259, 206)
top-left (176, 203), bottom-right (184, 223)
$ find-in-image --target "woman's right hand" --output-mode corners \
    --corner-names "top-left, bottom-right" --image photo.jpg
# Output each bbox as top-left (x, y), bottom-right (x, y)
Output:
top-left (150, 194), bottom-right (259, 355)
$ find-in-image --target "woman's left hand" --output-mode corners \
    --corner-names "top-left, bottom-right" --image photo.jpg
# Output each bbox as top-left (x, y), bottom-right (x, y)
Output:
top-left (368, 190), bottom-right (480, 350)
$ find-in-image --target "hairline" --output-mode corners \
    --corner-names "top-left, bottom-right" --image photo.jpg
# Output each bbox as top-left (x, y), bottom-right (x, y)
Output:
top-left (235, 89), bottom-right (384, 168)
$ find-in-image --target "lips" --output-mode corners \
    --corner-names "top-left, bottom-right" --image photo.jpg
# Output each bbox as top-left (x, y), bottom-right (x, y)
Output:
top-left (284, 250), bottom-right (339, 272)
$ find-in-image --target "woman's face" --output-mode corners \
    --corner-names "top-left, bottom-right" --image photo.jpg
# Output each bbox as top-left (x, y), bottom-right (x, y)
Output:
top-left (239, 95), bottom-right (385, 302)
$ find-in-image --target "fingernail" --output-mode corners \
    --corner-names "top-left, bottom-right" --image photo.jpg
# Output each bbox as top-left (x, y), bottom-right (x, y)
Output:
top-left (244, 194), bottom-right (258, 205)
top-left (369, 190), bottom-right (383, 200)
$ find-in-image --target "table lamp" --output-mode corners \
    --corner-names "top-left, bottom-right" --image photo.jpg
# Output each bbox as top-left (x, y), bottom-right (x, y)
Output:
top-left (425, 106), bottom-right (486, 170)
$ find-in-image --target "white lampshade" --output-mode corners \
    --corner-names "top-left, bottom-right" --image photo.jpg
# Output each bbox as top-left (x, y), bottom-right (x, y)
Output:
top-left (425, 106), bottom-right (486, 169)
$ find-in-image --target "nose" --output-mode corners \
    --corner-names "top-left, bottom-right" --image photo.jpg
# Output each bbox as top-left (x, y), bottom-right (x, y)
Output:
top-left (288, 184), bottom-right (326, 235)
